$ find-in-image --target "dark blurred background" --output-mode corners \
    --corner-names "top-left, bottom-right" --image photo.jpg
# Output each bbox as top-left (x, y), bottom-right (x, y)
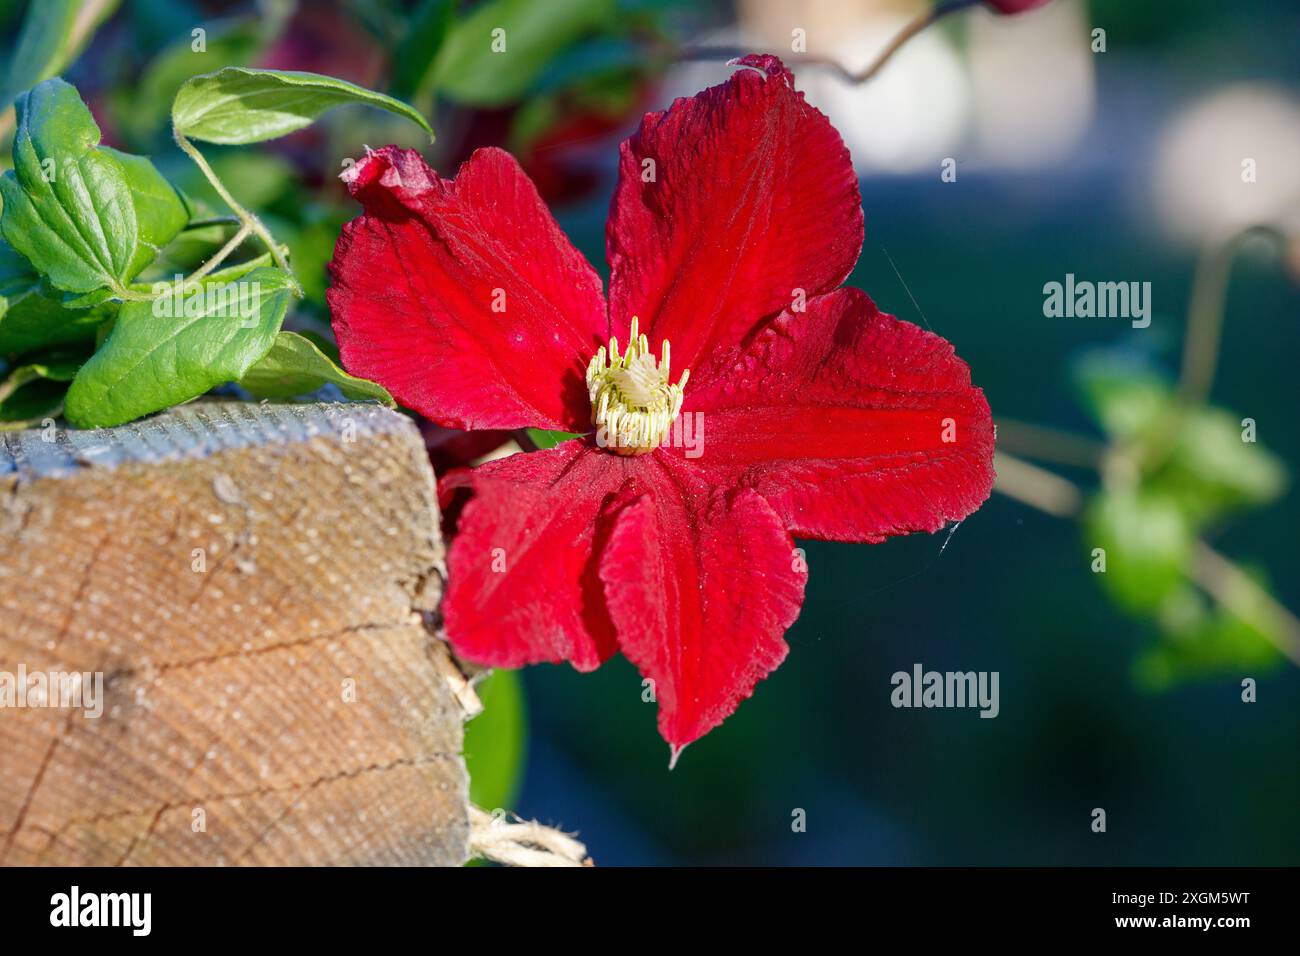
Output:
top-left (5, 0), bottom-right (1297, 864)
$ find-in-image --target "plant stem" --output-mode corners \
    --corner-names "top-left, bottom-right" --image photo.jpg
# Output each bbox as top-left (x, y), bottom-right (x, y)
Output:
top-left (1130, 224), bottom-right (1286, 474)
top-left (0, 370), bottom-right (32, 404)
top-left (104, 224), bottom-right (250, 305)
top-left (173, 130), bottom-right (301, 295)
top-left (1194, 542), bottom-right (1300, 667)
top-left (995, 418), bottom-right (1106, 470)
top-left (1176, 232), bottom-right (1238, 410)
top-left (993, 451), bottom-right (1083, 518)
top-left (183, 216), bottom-right (243, 230)
top-left (994, 450), bottom-right (1300, 667)
top-left (1178, 225), bottom-right (1284, 408)
top-left (674, 0), bottom-right (981, 85)
top-left (181, 223), bottom-right (253, 289)
top-left (111, 285), bottom-right (157, 303)
top-left (850, 0), bottom-right (980, 84)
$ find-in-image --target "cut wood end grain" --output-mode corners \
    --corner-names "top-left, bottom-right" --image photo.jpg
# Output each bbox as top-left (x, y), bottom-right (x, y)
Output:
top-left (0, 401), bottom-right (471, 866)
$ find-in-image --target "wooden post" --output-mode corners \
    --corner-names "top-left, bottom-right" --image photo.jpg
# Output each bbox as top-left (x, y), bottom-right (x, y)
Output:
top-left (0, 401), bottom-right (470, 866)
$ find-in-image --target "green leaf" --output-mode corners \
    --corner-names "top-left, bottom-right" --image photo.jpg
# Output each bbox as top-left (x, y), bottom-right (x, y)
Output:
top-left (0, 346), bottom-right (86, 423)
top-left (1075, 351), bottom-right (1287, 524)
top-left (1, 350), bottom-right (81, 390)
top-left (464, 669), bottom-right (528, 813)
top-left (0, 79), bottom-right (137, 295)
top-left (0, 376), bottom-right (66, 425)
top-left (526, 427), bottom-right (583, 449)
top-left (431, 0), bottom-right (616, 106)
top-left (100, 147), bottom-right (191, 278)
top-left (1135, 581), bottom-right (1282, 690)
top-left (1085, 489), bottom-right (1192, 613)
top-left (1074, 352), bottom-right (1168, 442)
top-left (0, 283), bottom-right (112, 356)
top-left (297, 330), bottom-right (342, 362)
top-left (1161, 406), bottom-right (1286, 521)
top-left (172, 67), bottom-right (435, 145)
top-left (0, 234), bottom-right (33, 286)
top-left (238, 331), bottom-right (394, 404)
top-left (0, 238), bottom-right (115, 356)
top-left (1, 0), bottom-right (119, 112)
top-left (64, 266), bottom-right (292, 428)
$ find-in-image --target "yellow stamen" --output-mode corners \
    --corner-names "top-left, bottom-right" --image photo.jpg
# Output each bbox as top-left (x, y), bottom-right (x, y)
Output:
top-left (585, 316), bottom-right (689, 455)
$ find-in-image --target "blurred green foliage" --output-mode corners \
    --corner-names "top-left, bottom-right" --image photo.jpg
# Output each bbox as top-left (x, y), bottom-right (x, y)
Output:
top-left (1076, 351), bottom-right (1287, 687)
top-left (109, 10), bottom-right (286, 147)
top-left (1077, 354), bottom-right (1285, 521)
top-left (429, 0), bottom-right (616, 106)
top-left (1, 0), bottom-right (119, 116)
top-left (464, 669), bottom-right (528, 812)
top-left (1140, 575), bottom-right (1281, 687)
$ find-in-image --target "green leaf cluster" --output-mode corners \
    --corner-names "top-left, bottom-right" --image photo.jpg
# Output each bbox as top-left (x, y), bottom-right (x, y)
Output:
top-left (0, 60), bottom-right (425, 427)
top-left (1076, 352), bottom-right (1287, 684)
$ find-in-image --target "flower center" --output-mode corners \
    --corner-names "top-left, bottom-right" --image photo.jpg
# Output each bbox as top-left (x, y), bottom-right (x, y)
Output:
top-left (585, 316), bottom-right (689, 456)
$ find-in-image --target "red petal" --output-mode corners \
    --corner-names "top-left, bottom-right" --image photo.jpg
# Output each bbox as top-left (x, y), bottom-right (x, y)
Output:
top-left (328, 146), bottom-right (606, 431)
top-left (606, 54), bottom-right (862, 381)
top-left (439, 441), bottom-right (623, 671)
top-left (598, 458), bottom-right (806, 754)
top-left (681, 288), bottom-right (995, 542)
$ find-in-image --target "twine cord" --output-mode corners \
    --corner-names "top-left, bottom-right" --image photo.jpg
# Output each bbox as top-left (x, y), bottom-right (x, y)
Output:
top-left (469, 806), bottom-right (591, 868)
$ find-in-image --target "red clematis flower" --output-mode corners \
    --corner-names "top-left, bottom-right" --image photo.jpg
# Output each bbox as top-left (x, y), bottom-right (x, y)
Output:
top-left (327, 55), bottom-right (995, 761)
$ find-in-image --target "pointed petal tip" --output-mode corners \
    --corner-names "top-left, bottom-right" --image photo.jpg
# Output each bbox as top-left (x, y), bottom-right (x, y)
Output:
top-left (729, 53), bottom-right (793, 82)
top-left (668, 743), bottom-right (688, 770)
top-left (339, 144), bottom-right (390, 189)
